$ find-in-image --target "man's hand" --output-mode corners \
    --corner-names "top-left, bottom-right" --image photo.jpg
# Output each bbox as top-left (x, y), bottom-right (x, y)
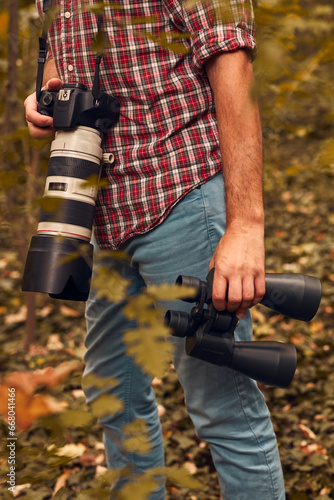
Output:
top-left (25, 78), bottom-right (63, 139)
top-left (209, 223), bottom-right (266, 319)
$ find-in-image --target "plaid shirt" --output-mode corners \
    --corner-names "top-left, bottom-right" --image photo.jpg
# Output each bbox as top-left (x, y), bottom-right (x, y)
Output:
top-left (36, 0), bottom-right (256, 250)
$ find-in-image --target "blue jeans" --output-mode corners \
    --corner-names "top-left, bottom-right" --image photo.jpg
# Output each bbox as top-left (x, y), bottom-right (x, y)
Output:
top-left (83, 174), bottom-right (285, 499)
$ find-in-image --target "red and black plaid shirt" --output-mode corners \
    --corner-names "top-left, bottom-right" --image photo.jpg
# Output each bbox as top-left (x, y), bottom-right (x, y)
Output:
top-left (36, 0), bottom-right (256, 250)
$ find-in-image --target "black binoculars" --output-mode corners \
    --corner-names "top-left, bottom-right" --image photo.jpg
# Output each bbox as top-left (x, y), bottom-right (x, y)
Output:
top-left (165, 269), bottom-right (321, 388)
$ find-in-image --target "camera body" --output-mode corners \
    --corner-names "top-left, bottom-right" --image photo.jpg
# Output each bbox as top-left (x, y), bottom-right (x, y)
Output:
top-left (22, 83), bottom-right (120, 301)
top-left (38, 83), bottom-right (120, 131)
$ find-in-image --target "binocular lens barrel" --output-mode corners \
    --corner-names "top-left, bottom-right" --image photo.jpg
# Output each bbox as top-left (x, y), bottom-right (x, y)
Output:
top-left (230, 341), bottom-right (297, 388)
top-left (176, 272), bottom-right (321, 322)
top-left (176, 275), bottom-right (203, 302)
top-left (165, 310), bottom-right (192, 337)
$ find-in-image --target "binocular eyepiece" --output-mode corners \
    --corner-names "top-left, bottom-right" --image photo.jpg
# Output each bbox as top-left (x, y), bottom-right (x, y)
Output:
top-left (165, 269), bottom-right (321, 388)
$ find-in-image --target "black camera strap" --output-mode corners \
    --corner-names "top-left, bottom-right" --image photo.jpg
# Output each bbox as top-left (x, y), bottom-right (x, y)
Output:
top-left (92, 15), bottom-right (103, 101)
top-left (36, 0), bottom-right (52, 101)
top-left (36, 0), bottom-right (104, 102)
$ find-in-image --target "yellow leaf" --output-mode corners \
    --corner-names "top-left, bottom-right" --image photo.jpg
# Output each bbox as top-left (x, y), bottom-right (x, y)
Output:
top-left (80, 174), bottom-right (110, 190)
top-left (117, 473), bottom-right (161, 500)
top-left (91, 393), bottom-right (124, 418)
top-left (162, 466), bottom-right (202, 489)
top-left (122, 418), bottom-right (152, 455)
top-left (94, 249), bottom-right (130, 262)
top-left (91, 266), bottom-right (131, 303)
top-left (123, 325), bottom-right (174, 378)
top-left (147, 283), bottom-right (196, 302)
top-left (122, 294), bottom-right (155, 321)
top-left (36, 196), bottom-right (64, 214)
top-left (318, 139), bottom-right (334, 167)
top-left (82, 373), bottom-right (119, 391)
top-left (129, 16), bottom-right (157, 25)
top-left (146, 466), bottom-right (202, 490)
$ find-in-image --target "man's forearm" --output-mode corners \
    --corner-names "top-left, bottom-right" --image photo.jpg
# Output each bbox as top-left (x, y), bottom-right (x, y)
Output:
top-left (42, 58), bottom-right (60, 87)
top-left (205, 49), bottom-right (264, 231)
top-left (205, 49), bottom-right (266, 316)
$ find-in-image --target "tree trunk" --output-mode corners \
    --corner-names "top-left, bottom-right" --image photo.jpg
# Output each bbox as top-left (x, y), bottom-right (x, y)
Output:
top-left (4, 0), bottom-right (37, 347)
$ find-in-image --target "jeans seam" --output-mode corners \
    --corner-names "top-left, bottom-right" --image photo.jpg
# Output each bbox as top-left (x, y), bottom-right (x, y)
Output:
top-left (199, 186), bottom-right (218, 256)
top-left (233, 371), bottom-right (281, 499)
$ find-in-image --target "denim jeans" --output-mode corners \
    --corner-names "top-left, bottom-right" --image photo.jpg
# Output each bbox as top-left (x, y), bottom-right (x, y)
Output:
top-left (83, 174), bottom-right (285, 499)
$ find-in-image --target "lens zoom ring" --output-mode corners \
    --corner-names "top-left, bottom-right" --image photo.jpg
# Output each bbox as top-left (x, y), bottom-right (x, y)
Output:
top-left (47, 157), bottom-right (101, 179)
top-left (39, 199), bottom-right (95, 229)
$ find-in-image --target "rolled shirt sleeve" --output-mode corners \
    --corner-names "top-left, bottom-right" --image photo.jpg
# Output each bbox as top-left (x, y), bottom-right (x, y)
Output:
top-left (164, 0), bottom-right (257, 71)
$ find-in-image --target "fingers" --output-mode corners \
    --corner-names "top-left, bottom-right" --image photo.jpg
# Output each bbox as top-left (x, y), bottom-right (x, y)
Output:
top-left (24, 78), bottom-right (63, 139)
top-left (212, 270), bottom-right (266, 319)
top-left (25, 94), bottom-right (53, 137)
top-left (228, 275), bottom-right (254, 319)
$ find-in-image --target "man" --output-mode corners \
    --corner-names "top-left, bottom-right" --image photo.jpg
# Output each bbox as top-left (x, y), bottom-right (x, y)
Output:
top-left (25, 0), bottom-right (285, 498)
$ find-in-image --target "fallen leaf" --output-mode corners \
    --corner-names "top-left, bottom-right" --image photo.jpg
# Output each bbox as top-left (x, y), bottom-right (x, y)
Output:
top-left (53, 469), bottom-right (71, 496)
top-left (4, 305), bottom-right (27, 325)
top-left (309, 321), bottom-right (324, 335)
top-left (80, 453), bottom-right (98, 467)
top-left (47, 334), bottom-right (65, 351)
top-left (12, 483), bottom-right (31, 498)
top-left (183, 461), bottom-right (198, 475)
top-left (37, 304), bottom-right (54, 318)
top-left (55, 443), bottom-right (87, 458)
top-left (299, 442), bottom-right (327, 456)
top-left (60, 305), bottom-right (83, 318)
top-left (158, 404), bottom-right (166, 418)
top-left (0, 386), bottom-right (63, 430)
top-left (95, 465), bottom-right (108, 477)
top-left (2, 360), bottom-right (82, 396)
top-left (299, 423), bottom-right (317, 440)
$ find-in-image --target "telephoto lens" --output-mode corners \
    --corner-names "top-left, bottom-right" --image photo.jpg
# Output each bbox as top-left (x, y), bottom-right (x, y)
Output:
top-left (22, 126), bottom-right (103, 301)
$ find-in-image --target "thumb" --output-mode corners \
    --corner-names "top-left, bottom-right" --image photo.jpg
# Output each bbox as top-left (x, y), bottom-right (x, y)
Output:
top-left (43, 78), bottom-right (63, 91)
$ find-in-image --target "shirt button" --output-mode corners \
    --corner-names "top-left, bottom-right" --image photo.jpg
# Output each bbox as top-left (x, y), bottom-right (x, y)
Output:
top-left (68, 64), bottom-right (74, 72)
top-left (65, 11), bottom-right (71, 19)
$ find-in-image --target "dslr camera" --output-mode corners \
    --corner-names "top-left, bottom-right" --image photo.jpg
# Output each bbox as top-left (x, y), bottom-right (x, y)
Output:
top-left (22, 83), bottom-right (120, 300)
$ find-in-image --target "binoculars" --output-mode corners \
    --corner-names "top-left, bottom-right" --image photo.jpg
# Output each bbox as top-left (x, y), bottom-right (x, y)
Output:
top-left (165, 269), bottom-right (321, 388)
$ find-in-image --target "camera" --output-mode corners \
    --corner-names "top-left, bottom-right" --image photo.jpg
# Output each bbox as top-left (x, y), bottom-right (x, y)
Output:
top-left (166, 269), bottom-right (322, 388)
top-left (22, 83), bottom-right (120, 301)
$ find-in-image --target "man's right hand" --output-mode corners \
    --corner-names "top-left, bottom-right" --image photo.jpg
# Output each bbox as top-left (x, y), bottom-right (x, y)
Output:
top-left (25, 78), bottom-right (63, 139)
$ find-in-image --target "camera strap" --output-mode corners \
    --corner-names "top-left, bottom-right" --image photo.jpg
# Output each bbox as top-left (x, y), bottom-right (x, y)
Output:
top-left (36, 0), bottom-right (104, 102)
top-left (36, 0), bottom-right (53, 101)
